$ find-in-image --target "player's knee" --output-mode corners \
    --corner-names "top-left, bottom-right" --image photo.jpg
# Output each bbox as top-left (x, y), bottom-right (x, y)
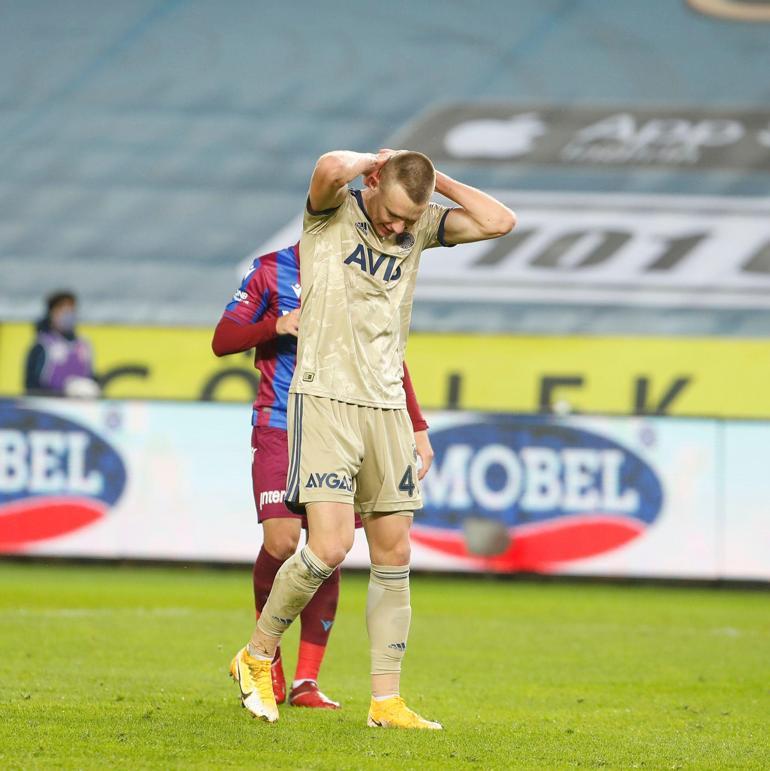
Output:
top-left (340, 528), bottom-right (355, 555)
top-left (267, 541), bottom-right (297, 562)
top-left (370, 540), bottom-right (411, 567)
top-left (389, 541), bottom-right (411, 566)
top-left (313, 544), bottom-right (348, 568)
top-left (308, 536), bottom-right (352, 569)
top-left (263, 529), bottom-right (301, 562)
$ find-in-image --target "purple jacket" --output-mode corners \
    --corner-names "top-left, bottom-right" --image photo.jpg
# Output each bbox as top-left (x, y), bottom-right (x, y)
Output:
top-left (25, 325), bottom-right (94, 394)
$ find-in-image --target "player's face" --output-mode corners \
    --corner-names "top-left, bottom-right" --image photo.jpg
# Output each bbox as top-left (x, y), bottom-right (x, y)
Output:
top-left (370, 182), bottom-right (427, 238)
top-left (51, 299), bottom-right (77, 333)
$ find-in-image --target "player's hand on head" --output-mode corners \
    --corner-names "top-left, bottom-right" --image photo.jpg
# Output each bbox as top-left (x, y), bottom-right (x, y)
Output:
top-left (363, 148), bottom-right (397, 187)
top-left (276, 308), bottom-right (300, 337)
top-left (414, 429), bottom-right (434, 481)
top-left (376, 148), bottom-right (396, 165)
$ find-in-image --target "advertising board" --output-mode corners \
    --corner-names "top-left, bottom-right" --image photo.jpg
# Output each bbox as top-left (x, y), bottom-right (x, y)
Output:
top-left (3, 323), bottom-right (769, 418)
top-left (2, 398), bottom-right (766, 580)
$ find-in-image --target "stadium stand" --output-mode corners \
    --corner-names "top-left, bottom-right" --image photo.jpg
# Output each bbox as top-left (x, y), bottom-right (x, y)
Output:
top-left (1, 0), bottom-right (769, 334)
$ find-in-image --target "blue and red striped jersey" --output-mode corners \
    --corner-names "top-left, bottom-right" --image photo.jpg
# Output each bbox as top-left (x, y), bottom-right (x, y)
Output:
top-left (223, 245), bottom-right (301, 430)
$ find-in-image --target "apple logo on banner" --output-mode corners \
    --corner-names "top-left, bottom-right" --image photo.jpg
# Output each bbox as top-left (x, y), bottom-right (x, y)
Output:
top-left (444, 112), bottom-right (547, 159)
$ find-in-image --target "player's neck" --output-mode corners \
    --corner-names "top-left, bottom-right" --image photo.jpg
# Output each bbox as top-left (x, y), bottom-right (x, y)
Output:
top-left (360, 187), bottom-right (374, 211)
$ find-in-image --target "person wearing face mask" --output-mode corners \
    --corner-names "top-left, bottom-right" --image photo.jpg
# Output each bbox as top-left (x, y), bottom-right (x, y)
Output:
top-left (24, 291), bottom-right (100, 398)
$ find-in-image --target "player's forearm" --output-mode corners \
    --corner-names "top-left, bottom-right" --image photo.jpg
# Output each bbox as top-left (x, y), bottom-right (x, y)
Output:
top-left (309, 151), bottom-right (379, 212)
top-left (402, 361), bottom-right (429, 432)
top-left (315, 151), bottom-right (379, 188)
top-left (211, 316), bottom-right (278, 357)
top-left (435, 171), bottom-right (516, 238)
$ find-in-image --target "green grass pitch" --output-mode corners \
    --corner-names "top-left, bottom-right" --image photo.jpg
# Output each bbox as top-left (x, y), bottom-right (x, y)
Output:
top-left (0, 562), bottom-right (768, 769)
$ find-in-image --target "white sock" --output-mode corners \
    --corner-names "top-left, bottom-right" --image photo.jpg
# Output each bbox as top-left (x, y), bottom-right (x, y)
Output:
top-left (372, 693), bottom-right (398, 702)
top-left (292, 678), bottom-right (316, 688)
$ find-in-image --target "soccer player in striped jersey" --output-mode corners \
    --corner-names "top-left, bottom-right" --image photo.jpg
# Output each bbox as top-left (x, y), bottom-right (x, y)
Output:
top-left (212, 242), bottom-right (433, 711)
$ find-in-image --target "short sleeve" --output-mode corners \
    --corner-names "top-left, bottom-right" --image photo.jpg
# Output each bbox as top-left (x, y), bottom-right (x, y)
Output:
top-left (222, 258), bottom-right (271, 325)
top-left (303, 194), bottom-right (344, 235)
top-left (420, 203), bottom-right (457, 250)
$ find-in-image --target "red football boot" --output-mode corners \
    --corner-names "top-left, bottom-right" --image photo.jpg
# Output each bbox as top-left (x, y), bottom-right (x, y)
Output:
top-left (271, 647), bottom-right (286, 704)
top-left (288, 680), bottom-right (340, 709)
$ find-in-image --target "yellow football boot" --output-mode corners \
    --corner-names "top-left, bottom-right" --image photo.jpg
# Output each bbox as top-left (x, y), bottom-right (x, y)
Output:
top-left (367, 696), bottom-right (442, 730)
top-left (229, 646), bottom-right (279, 722)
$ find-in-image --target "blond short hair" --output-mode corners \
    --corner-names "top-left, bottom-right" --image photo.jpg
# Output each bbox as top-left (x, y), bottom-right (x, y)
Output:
top-left (380, 151), bottom-right (436, 205)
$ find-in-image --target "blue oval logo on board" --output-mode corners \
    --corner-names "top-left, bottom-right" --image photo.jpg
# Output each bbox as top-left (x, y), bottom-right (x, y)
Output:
top-left (413, 416), bottom-right (663, 571)
top-left (0, 402), bottom-right (126, 549)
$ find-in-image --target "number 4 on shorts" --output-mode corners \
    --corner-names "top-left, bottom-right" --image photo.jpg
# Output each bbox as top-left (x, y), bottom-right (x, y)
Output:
top-left (398, 466), bottom-right (415, 497)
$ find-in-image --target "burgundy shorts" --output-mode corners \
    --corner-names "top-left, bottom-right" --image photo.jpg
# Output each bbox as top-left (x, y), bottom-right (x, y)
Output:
top-left (251, 425), bottom-right (362, 529)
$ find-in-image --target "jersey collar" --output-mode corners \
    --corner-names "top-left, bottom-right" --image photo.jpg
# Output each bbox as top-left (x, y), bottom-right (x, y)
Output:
top-left (351, 189), bottom-right (374, 226)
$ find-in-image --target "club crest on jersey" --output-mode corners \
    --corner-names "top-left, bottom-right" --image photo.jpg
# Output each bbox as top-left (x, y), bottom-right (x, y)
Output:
top-left (305, 472), bottom-right (353, 492)
top-left (356, 221), bottom-right (368, 235)
top-left (396, 232), bottom-right (415, 250)
top-left (344, 244), bottom-right (402, 282)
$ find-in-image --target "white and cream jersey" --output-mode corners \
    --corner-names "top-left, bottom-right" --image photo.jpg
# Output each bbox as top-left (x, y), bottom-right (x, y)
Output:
top-left (290, 188), bottom-right (452, 408)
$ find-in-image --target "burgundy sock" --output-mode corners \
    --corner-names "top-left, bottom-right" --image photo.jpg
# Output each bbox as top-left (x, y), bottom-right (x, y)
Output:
top-left (295, 566), bottom-right (341, 682)
top-left (252, 546), bottom-right (285, 618)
